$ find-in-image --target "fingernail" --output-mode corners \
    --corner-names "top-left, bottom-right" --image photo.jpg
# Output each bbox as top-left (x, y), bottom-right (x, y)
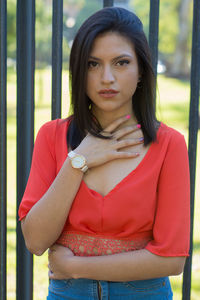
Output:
top-left (135, 152), bottom-right (140, 156)
top-left (137, 124), bottom-right (141, 128)
top-left (126, 115), bottom-right (131, 119)
top-left (139, 137), bottom-right (144, 141)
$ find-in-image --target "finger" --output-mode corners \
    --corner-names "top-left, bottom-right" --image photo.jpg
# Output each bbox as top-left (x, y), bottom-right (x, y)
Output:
top-left (104, 115), bottom-right (132, 133)
top-left (114, 138), bottom-right (143, 150)
top-left (114, 151), bottom-right (140, 159)
top-left (48, 270), bottom-right (54, 279)
top-left (114, 125), bottom-right (142, 139)
top-left (48, 250), bottom-right (52, 258)
top-left (49, 246), bottom-right (55, 253)
top-left (49, 244), bottom-right (59, 252)
top-left (101, 130), bottom-right (113, 138)
top-left (48, 249), bottom-right (53, 256)
top-left (48, 263), bottom-right (53, 271)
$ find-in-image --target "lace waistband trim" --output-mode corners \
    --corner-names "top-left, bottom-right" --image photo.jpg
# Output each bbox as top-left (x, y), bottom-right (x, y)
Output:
top-left (56, 231), bottom-right (152, 256)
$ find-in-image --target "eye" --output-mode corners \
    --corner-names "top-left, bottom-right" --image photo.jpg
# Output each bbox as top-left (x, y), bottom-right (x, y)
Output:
top-left (88, 61), bottom-right (99, 68)
top-left (116, 59), bottom-right (130, 66)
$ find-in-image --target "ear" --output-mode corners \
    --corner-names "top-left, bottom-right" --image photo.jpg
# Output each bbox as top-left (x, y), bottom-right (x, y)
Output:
top-left (137, 76), bottom-right (142, 88)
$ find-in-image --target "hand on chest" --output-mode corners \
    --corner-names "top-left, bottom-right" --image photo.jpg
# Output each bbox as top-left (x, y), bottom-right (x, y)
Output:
top-left (83, 131), bottom-right (151, 197)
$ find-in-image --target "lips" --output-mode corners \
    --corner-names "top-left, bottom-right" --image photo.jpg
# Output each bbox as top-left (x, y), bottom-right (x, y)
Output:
top-left (99, 89), bottom-right (118, 94)
top-left (98, 89), bottom-right (119, 98)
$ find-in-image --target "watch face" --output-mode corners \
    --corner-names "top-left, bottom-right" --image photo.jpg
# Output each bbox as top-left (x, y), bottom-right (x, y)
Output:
top-left (72, 155), bottom-right (85, 168)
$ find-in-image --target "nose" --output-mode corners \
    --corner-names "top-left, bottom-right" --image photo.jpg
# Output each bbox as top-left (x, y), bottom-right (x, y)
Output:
top-left (101, 65), bottom-right (115, 84)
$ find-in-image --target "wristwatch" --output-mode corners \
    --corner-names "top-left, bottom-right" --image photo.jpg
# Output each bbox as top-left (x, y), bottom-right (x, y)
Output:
top-left (68, 151), bottom-right (88, 173)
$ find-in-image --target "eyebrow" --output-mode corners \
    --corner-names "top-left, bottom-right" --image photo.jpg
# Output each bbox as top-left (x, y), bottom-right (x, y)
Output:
top-left (88, 54), bottom-right (133, 61)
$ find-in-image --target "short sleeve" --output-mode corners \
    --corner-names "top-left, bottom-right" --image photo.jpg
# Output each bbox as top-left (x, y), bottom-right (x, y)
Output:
top-left (145, 131), bottom-right (190, 257)
top-left (18, 120), bottom-right (58, 220)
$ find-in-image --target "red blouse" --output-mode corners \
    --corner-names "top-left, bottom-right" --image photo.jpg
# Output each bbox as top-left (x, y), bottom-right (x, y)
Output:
top-left (18, 119), bottom-right (190, 257)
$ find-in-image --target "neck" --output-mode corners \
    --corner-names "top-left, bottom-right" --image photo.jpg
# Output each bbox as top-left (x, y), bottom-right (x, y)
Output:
top-left (92, 107), bottom-right (138, 129)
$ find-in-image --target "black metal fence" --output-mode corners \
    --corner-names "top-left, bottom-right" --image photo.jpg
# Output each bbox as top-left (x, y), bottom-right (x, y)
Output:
top-left (0, 0), bottom-right (199, 299)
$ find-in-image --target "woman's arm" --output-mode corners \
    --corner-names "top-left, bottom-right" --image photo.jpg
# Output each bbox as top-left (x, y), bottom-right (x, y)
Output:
top-left (21, 159), bottom-right (83, 256)
top-left (48, 244), bottom-right (186, 281)
top-left (21, 116), bottom-right (142, 256)
top-left (72, 249), bottom-right (186, 281)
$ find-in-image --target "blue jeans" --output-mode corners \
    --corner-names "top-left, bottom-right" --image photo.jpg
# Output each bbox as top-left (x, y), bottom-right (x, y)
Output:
top-left (47, 277), bottom-right (173, 299)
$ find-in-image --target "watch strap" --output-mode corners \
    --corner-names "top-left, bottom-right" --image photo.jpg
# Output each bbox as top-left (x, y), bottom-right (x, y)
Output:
top-left (68, 150), bottom-right (76, 159)
top-left (81, 165), bottom-right (89, 173)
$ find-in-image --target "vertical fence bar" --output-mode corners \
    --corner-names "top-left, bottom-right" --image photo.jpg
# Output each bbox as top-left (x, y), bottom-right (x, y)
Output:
top-left (52, 0), bottom-right (63, 120)
top-left (149, 0), bottom-right (160, 80)
top-left (16, 0), bottom-right (35, 299)
top-left (0, 1), bottom-right (7, 299)
top-left (182, 0), bottom-right (200, 298)
top-left (103, 0), bottom-right (114, 7)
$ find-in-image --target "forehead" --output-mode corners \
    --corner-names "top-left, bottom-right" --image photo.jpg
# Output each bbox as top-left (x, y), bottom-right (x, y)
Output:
top-left (89, 32), bottom-right (136, 58)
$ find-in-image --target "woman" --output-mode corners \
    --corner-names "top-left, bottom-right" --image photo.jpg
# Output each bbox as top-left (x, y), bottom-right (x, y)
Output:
top-left (18, 7), bottom-right (190, 300)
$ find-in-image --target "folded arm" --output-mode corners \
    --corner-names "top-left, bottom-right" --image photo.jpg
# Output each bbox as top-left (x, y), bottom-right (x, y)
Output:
top-left (48, 244), bottom-right (186, 281)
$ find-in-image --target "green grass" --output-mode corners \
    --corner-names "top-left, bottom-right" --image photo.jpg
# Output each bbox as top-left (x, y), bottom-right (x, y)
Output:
top-left (6, 69), bottom-right (200, 299)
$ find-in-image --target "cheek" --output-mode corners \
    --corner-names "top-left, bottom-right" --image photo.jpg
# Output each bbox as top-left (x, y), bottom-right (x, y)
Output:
top-left (120, 71), bottom-right (138, 93)
top-left (86, 73), bottom-right (97, 96)
top-left (127, 69), bottom-right (139, 82)
top-left (86, 75), bottom-right (92, 96)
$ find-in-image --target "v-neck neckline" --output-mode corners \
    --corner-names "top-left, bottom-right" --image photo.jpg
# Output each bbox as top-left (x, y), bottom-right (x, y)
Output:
top-left (82, 138), bottom-right (153, 198)
top-left (65, 120), bottom-right (162, 198)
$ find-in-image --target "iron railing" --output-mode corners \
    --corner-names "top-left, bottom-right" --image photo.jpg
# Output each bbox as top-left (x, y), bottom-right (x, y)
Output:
top-left (182, 0), bottom-right (200, 299)
top-left (0, 0), bottom-right (199, 299)
top-left (52, 0), bottom-right (63, 120)
top-left (16, 0), bottom-right (35, 299)
top-left (0, 1), bottom-right (7, 299)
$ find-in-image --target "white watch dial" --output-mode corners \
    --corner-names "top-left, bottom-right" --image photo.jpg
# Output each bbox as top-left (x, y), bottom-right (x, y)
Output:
top-left (71, 155), bottom-right (85, 168)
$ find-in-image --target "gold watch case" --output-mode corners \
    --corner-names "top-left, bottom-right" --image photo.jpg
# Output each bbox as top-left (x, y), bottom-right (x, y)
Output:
top-left (71, 154), bottom-right (86, 169)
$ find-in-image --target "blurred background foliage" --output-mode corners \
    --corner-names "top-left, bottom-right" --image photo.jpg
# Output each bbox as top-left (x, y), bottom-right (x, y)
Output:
top-left (7, 0), bottom-right (193, 78)
top-left (5, 1), bottom-right (199, 299)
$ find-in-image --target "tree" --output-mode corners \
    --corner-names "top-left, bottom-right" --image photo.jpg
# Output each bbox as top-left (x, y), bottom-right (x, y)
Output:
top-left (7, 0), bottom-right (16, 59)
top-left (6, 0), bottom-right (192, 77)
top-left (66, 0), bottom-right (102, 37)
top-left (35, 1), bottom-right (52, 68)
top-left (170, 0), bottom-right (192, 78)
top-left (130, 0), bottom-right (192, 78)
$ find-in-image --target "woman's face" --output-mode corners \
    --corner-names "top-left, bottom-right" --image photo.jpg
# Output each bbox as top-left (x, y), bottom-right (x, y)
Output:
top-left (86, 32), bottom-right (140, 117)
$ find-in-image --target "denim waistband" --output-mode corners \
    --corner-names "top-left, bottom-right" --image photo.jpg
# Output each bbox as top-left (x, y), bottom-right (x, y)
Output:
top-left (47, 277), bottom-right (173, 300)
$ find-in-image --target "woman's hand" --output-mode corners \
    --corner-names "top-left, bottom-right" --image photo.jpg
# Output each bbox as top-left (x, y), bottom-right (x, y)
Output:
top-left (48, 244), bottom-right (75, 280)
top-left (75, 115), bottom-right (143, 168)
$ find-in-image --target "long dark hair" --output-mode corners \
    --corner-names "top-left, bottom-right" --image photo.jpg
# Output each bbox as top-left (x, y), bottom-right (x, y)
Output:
top-left (67, 7), bottom-right (158, 149)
